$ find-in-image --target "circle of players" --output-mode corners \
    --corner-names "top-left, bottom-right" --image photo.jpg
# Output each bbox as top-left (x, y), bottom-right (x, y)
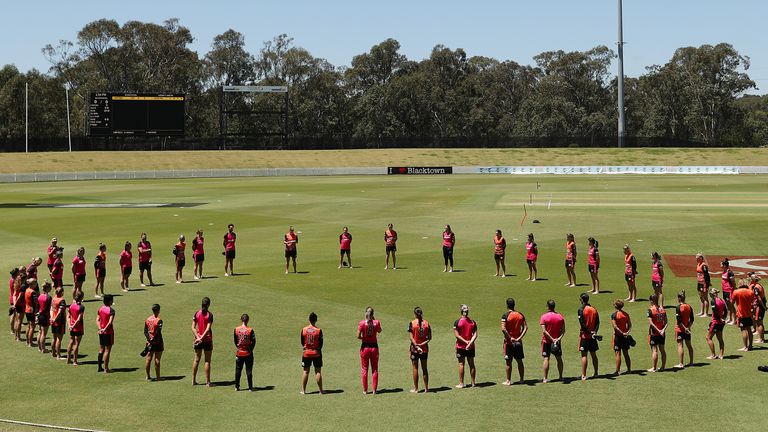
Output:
top-left (7, 225), bottom-right (768, 394)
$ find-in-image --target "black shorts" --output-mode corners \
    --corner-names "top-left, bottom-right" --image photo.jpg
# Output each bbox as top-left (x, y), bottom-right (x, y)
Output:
top-left (70, 330), bottom-right (83, 337)
top-left (526, 259), bottom-right (536, 265)
top-left (652, 281), bottom-right (663, 291)
top-left (738, 317), bottom-right (754, 330)
top-left (564, 259), bottom-right (574, 268)
top-left (723, 291), bottom-right (731, 302)
top-left (226, 250), bottom-right (236, 260)
top-left (386, 245), bottom-right (397, 253)
top-left (301, 355), bottom-right (323, 368)
top-left (75, 274), bottom-right (86, 283)
top-left (26, 312), bottom-right (36, 323)
top-left (697, 283), bottom-right (706, 292)
top-left (649, 335), bottom-right (665, 346)
top-left (193, 254), bottom-right (203, 263)
top-left (676, 332), bottom-right (691, 342)
top-left (588, 264), bottom-right (599, 274)
top-left (148, 341), bottom-right (164, 353)
top-left (541, 341), bottom-right (562, 358)
top-left (47, 264), bottom-right (53, 272)
top-left (51, 324), bottom-right (64, 335)
top-left (176, 259), bottom-right (185, 269)
top-left (14, 304), bottom-right (24, 314)
top-left (139, 261), bottom-right (152, 272)
top-left (757, 307), bottom-right (766, 321)
top-left (96, 268), bottom-right (106, 279)
top-left (495, 253), bottom-right (505, 260)
top-left (285, 249), bottom-right (297, 258)
top-left (37, 316), bottom-right (49, 327)
top-left (410, 351), bottom-right (428, 361)
top-left (456, 348), bottom-right (475, 360)
top-left (53, 278), bottom-right (63, 288)
top-left (99, 333), bottom-right (114, 347)
top-left (504, 343), bottom-right (524, 360)
top-left (625, 274), bottom-right (635, 282)
top-left (194, 340), bottom-right (213, 352)
top-left (708, 322), bottom-right (725, 335)
top-left (579, 338), bottom-right (599, 353)
top-left (613, 334), bottom-right (630, 351)
top-left (122, 267), bottom-right (132, 277)
top-left (340, 249), bottom-right (350, 255)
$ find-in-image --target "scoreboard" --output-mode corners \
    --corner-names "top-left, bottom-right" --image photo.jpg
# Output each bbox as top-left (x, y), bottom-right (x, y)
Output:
top-left (87, 93), bottom-right (185, 136)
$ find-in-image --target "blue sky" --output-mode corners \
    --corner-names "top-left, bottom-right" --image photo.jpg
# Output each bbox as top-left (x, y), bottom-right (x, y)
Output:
top-left (2, 0), bottom-right (766, 93)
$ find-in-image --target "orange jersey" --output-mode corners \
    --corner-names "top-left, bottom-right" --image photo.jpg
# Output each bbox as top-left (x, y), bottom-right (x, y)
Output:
top-left (285, 232), bottom-right (298, 251)
top-left (501, 311), bottom-right (526, 340)
top-left (647, 306), bottom-right (667, 334)
top-left (494, 236), bottom-right (506, 255)
top-left (675, 303), bottom-right (694, 332)
top-left (234, 324), bottom-right (255, 357)
top-left (408, 319), bottom-right (431, 353)
top-left (731, 288), bottom-right (755, 319)
top-left (611, 310), bottom-right (630, 334)
top-left (301, 325), bottom-right (323, 358)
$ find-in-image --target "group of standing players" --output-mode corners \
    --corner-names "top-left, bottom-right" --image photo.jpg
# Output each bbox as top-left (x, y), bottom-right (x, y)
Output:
top-left (7, 225), bottom-right (768, 394)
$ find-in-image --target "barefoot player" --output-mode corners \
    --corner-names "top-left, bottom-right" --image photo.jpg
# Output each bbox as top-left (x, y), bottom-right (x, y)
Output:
top-left (501, 298), bottom-right (527, 385)
top-left (97, 294), bottom-right (115, 373)
top-left (284, 226), bottom-right (298, 274)
top-left (408, 307), bottom-right (431, 393)
top-left (695, 254), bottom-right (711, 317)
top-left (384, 224), bottom-right (397, 270)
top-left (623, 245), bottom-right (637, 302)
top-left (647, 293), bottom-right (667, 372)
top-left (301, 312), bottom-right (324, 394)
top-left (611, 299), bottom-right (632, 375)
top-left (453, 304), bottom-right (478, 388)
top-left (339, 227), bottom-right (352, 269)
top-left (525, 233), bottom-right (538, 281)
top-left (674, 291), bottom-right (694, 368)
top-left (144, 304), bottom-right (163, 381)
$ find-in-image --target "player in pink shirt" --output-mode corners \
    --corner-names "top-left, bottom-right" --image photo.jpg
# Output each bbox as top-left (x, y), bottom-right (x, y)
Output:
top-left (46, 237), bottom-right (58, 272)
top-left (51, 249), bottom-right (64, 289)
top-left (97, 294), bottom-right (115, 373)
top-left (8, 267), bottom-right (19, 335)
top-left (720, 259), bottom-right (737, 324)
top-left (93, 243), bottom-right (107, 298)
top-left (650, 252), bottom-right (665, 307)
top-left (453, 304), bottom-right (478, 388)
top-left (442, 225), bottom-right (455, 273)
top-left (223, 224), bottom-right (237, 276)
top-left (137, 233), bottom-right (154, 287)
top-left (357, 307), bottom-right (381, 394)
top-left (66, 290), bottom-right (85, 366)
top-left (192, 229), bottom-right (205, 280)
top-left (338, 227), bottom-right (352, 269)
top-left (119, 241), bottom-right (132, 292)
top-left (71, 247), bottom-right (86, 297)
top-left (540, 300), bottom-right (566, 383)
top-left (36, 281), bottom-right (52, 353)
top-left (384, 224), bottom-right (398, 270)
top-left (587, 237), bottom-right (600, 294)
top-left (192, 297), bottom-right (214, 386)
top-left (525, 233), bottom-right (538, 281)
top-left (706, 288), bottom-right (726, 359)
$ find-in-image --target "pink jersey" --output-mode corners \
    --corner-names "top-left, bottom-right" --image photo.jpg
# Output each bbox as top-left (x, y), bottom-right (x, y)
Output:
top-left (193, 236), bottom-right (204, 255)
top-left (98, 305), bottom-right (114, 334)
top-left (339, 232), bottom-right (352, 250)
top-left (539, 311), bottom-right (565, 343)
top-left (358, 319), bottom-right (381, 344)
top-left (69, 303), bottom-right (84, 332)
top-left (47, 245), bottom-right (57, 265)
top-left (37, 293), bottom-right (50, 315)
top-left (138, 241), bottom-right (152, 263)
top-left (27, 264), bottom-right (38, 280)
top-left (453, 316), bottom-right (477, 349)
top-left (224, 232), bottom-right (236, 251)
top-left (651, 260), bottom-right (663, 283)
top-left (8, 277), bottom-right (14, 305)
top-left (51, 258), bottom-right (63, 280)
top-left (526, 241), bottom-right (537, 260)
top-left (588, 246), bottom-right (598, 266)
top-left (721, 270), bottom-right (734, 293)
top-left (193, 310), bottom-right (214, 342)
top-left (72, 255), bottom-right (86, 276)
top-left (711, 297), bottom-right (726, 324)
top-left (443, 231), bottom-right (455, 248)
top-left (119, 250), bottom-right (132, 268)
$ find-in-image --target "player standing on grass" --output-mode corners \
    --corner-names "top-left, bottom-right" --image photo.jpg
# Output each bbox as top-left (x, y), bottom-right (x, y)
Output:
top-left (36, 281), bottom-right (52, 354)
top-left (233, 313), bottom-right (255, 391)
top-left (11, 268), bottom-right (26, 342)
top-left (66, 290), bottom-right (85, 366)
top-left (453, 304), bottom-right (478, 388)
top-left (540, 300), bottom-right (565, 383)
top-left (611, 299), bottom-right (632, 375)
top-left (647, 293), bottom-right (667, 372)
top-left (674, 291), bottom-right (694, 368)
top-left (284, 226), bottom-right (298, 274)
top-left (525, 234), bottom-right (538, 281)
top-left (24, 279), bottom-right (39, 348)
top-left (384, 224), bottom-right (397, 270)
top-left (721, 259), bottom-right (736, 324)
top-left (587, 238), bottom-right (600, 294)
top-left (577, 293), bottom-right (599, 380)
top-left (651, 252), bottom-right (665, 307)
top-left (46, 238), bottom-right (58, 273)
top-left (192, 297), bottom-right (214, 387)
top-left (339, 227), bottom-right (352, 269)
top-left (623, 245), bottom-right (638, 302)
top-left (301, 312), bottom-right (324, 395)
top-left (358, 307), bottom-right (381, 395)
top-left (93, 243), bottom-right (107, 299)
top-left (706, 288), bottom-right (726, 359)
top-left (223, 224), bottom-right (237, 276)
top-left (501, 298), bottom-right (527, 385)
top-left (119, 241), bottom-right (132, 292)
top-left (50, 287), bottom-right (66, 359)
top-left (71, 247), bottom-right (86, 296)
top-left (732, 279), bottom-right (755, 352)
top-left (192, 230), bottom-right (205, 280)
top-left (695, 254), bottom-right (711, 317)
top-left (408, 307), bottom-right (431, 393)
top-left (442, 225), bottom-right (455, 273)
top-left (97, 294), bottom-right (115, 373)
top-left (138, 233), bottom-right (154, 287)
top-left (749, 273), bottom-right (766, 343)
top-left (27, 257), bottom-right (42, 280)
top-left (564, 234), bottom-right (577, 287)
top-left (175, 235), bottom-right (186, 284)
top-left (494, 230), bottom-right (507, 277)
top-left (51, 249), bottom-right (64, 289)
top-left (8, 268), bottom-right (18, 335)
top-left (144, 304), bottom-right (163, 381)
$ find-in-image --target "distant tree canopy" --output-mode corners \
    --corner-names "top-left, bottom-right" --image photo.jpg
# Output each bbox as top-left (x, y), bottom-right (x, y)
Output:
top-left (0, 18), bottom-right (764, 146)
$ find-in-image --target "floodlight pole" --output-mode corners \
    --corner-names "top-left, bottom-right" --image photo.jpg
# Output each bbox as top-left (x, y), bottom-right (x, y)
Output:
top-left (617, 0), bottom-right (626, 148)
top-left (65, 84), bottom-right (72, 152)
top-left (25, 82), bottom-right (29, 153)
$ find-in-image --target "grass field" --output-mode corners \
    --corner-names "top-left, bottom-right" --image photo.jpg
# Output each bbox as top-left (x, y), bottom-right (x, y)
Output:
top-left (1, 172), bottom-right (767, 431)
top-left (1, 147), bottom-right (768, 173)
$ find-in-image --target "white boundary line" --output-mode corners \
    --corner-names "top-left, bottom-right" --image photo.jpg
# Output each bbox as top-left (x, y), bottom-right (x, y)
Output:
top-left (0, 418), bottom-right (107, 432)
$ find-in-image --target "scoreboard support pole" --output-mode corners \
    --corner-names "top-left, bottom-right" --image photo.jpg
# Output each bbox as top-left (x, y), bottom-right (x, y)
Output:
top-left (65, 85), bottom-right (72, 152)
top-left (25, 82), bottom-right (28, 153)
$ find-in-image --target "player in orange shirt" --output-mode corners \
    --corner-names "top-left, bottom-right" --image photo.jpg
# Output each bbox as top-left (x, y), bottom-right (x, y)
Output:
top-left (622, 245), bottom-right (638, 302)
top-left (501, 298), bottom-right (527, 385)
top-left (408, 307), bottom-right (431, 393)
top-left (384, 224), bottom-right (397, 270)
top-left (674, 291), bottom-right (694, 368)
top-left (749, 273), bottom-right (766, 344)
top-left (494, 230), bottom-right (507, 277)
top-left (731, 279), bottom-right (755, 351)
top-left (646, 293), bottom-right (667, 372)
top-left (610, 299), bottom-right (633, 375)
top-left (695, 254), bottom-right (711, 317)
top-left (577, 293), bottom-right (600, 380)
top-left (174, 235), bottom-right (186, 284)
top-left (284, 226), bottom-right (299, 274)
top-left (564, 233), bottom-right (577, 287)
top-left (301, 312), bottom-right (324, 394)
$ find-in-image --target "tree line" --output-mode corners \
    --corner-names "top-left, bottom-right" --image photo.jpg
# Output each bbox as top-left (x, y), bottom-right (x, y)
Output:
top-left (0, 18), bottom-right (766, 147)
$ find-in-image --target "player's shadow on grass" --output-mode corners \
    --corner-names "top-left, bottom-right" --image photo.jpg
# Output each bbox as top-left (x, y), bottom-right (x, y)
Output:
top-left (375, 388), bottom-right (403, 394)
top-left (722, 354), bottom-right (742, 360)
top-left (519, 379), bottom-right (541, 386)
top-left (201, 276), bottom-right (218, 280)
top-left (149, 284), bottom-right (166, 287)
top-left (110, 367), bottom-right (139, 373)
top-left (574, 283), bottom-right (590, 287)
top-left (209, 380), bottom-right (235, 387)
top-left (252, 385), bottom-right (275, 392)
top-left (79, 360), bottom-right (98, 365)
top-left (129, 288), bottom-right (147, 292)
top-left (449, 269), bottom-right (466, 273)
top-left (308, 389), bottom-right (343, 395)
top-left (158, 375), bottom-right (185, 381)
top-left (428, 386), bottom-right (452, 393)
top-left (598, 291), bottom-right (614, 294)
top-left (533, 278), bottom-right (549, 281)
top-left (750, 346), bottom-right (768, 351)
top-left (181, 280), bottom-right (200, 284)
top-left (230, 273), bottom-right (251, 277)
top-left (296, 271), bottom-right (310, 274)
top-left (473, 381), bottom-right (496, 388)
top-left (624, 370), bottom-right (648, 377)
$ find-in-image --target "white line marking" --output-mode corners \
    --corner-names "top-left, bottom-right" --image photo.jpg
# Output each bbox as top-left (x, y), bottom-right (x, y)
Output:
top-left (0, 418), bottom-right (108, 432)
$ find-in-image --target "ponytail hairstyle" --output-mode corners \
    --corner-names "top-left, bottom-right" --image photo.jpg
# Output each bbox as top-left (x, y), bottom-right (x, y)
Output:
top-left (445, 224), bottom-right (451, 233)
top-left (414, 306), bottom-right (423, 325)
top-left (201, 297), bottom-right (211, 312)
top-left (677, 291), bottom-right (686, 301)
top-left (737, 278), bottom-right (749, 289)
top-left (721, 258), bottom-right (730, 268)
top-left (365, 306), bottom-right (374, 322)
top-left (567, 233), bottom-right (575, 242)
top-left (528, 233), bottom-right (534, 242)
top-left (124, 241), bottom-right (131, 251)
top-left (588, 237), bottom-right (596, 247)
top-left (652, 251), bottom-right (661, 261)
top-left (98, 243), bottom-right (106, 252)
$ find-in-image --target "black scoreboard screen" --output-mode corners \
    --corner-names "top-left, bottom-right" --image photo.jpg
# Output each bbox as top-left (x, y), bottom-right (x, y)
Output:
top-left (87, 93), bottom-right (185, 136)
